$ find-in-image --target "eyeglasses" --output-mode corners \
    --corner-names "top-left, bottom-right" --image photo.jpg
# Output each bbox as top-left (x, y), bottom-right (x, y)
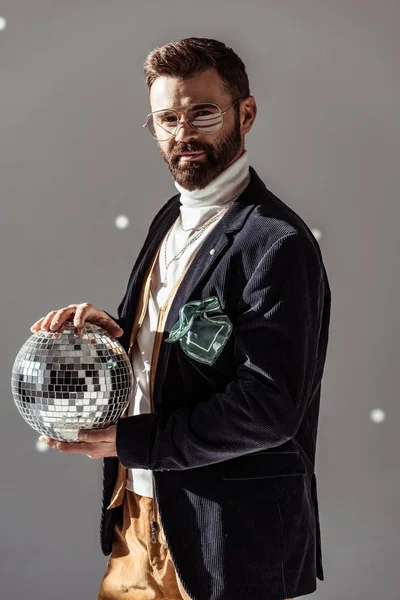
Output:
top-left (143, 97), bottom-right (245, 141)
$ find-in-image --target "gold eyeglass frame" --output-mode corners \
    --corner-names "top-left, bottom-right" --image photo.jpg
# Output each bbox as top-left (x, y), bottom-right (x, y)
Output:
top-left (143, 97), bottom-right (245, 141)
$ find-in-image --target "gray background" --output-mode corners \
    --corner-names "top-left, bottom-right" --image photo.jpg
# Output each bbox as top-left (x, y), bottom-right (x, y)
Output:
top-left (1, 1), bottom-right (399, 599)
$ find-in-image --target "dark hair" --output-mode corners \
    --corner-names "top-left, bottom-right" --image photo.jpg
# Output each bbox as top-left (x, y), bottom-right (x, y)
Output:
top-left (143, 37), bottom-right (250, 106)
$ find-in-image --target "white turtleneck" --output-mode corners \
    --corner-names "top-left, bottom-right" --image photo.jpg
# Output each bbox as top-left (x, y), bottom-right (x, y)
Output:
top-left (126, 150), bottom-right (250, 497)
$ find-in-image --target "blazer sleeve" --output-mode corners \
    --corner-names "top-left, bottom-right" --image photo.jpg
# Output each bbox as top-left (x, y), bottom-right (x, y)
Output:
top-left (116, 232), bottom-right (325, 471)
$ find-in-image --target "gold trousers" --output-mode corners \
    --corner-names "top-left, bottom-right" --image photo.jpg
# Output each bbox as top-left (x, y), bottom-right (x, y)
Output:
top-left (97, 489), bottom-right (191, 599)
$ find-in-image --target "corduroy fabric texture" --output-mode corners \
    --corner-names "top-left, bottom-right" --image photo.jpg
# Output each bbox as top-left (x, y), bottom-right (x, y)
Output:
top-left (100, 166), bottom-right (331, 600)
top-left (97, 489), bottom-right (294, 600)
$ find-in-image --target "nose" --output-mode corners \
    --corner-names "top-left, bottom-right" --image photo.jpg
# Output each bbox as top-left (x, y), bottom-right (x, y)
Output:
top-left (173, 115), bottom-right (200, 143)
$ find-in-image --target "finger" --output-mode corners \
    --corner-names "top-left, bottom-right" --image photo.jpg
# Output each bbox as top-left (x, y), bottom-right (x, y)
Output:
top-left (39, 436), bottom-right (92, 453)
top-left (78, 426), bottom-right (115, 443)
top-left (31, 317), bottom-right (46, 332)
top-left (111, 322), bottom-right (124, 338)
top-left (73, 303), bottom-right (93, 329)
top-left (49, 306), bottom-right (79, 331)
top-left (74, 306), bottom-right (123, 338)
top-left (40, 311), bottom-right (59, 331)
top-left (31, 308), bottom-right (70, 332)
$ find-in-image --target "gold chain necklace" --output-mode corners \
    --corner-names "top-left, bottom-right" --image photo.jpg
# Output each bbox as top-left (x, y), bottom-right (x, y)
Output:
top-left (162, 200), bottom-right (235, 287)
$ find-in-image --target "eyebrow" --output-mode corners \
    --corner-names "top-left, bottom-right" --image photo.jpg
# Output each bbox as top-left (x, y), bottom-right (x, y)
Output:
top-left (154, 101), bottom-right (217, 112)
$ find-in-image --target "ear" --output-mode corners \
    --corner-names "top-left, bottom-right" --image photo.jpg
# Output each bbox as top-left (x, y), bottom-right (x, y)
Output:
top-left (240, 96), bottom-right (257, 135)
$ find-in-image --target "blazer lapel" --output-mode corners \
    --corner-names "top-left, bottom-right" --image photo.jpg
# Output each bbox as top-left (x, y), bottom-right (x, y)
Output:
top-left (164, 165), bottom-right (269, 323)
top-left (152, 169), bottom-right (265, 406)
top-left (163, 198), bottom-right (255, 332)
top-left (120, 197), bottom-right (181, 325)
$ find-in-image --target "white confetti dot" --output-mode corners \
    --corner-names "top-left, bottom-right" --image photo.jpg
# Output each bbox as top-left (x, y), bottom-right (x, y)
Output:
top-left (115, 215), bottom-right (130, 230)
top-left (36, 438), bottom-right (49, 452)
top-left (311, 228), bottom-right (322, 241)
top-left (370, 409), bottom-right (385, 423)
top-left (0, 17), bottom-right (6, 31)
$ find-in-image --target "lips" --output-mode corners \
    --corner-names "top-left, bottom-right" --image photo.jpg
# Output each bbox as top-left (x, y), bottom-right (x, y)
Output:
top-left (178, 151), bottom-right (207, 161)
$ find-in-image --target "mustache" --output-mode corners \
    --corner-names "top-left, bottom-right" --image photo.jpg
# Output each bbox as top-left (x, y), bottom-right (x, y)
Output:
top-left (172, 144), bottom-right (209, 157)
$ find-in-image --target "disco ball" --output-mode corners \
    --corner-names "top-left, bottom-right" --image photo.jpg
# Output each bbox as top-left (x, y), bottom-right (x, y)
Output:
top-left (11, 320), bottom-right (133, 442)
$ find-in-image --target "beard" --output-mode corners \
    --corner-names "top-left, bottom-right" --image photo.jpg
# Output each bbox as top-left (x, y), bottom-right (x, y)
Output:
top-left (157, 111), bottom-right (242, 191)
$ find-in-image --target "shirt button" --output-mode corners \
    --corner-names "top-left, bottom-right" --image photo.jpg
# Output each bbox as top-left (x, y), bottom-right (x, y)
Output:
top-left (210, 249), bottom-right (215, 255)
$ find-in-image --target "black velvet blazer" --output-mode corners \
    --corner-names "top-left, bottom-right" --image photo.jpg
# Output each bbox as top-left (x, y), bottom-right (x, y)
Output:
top-left (101, 166), bottom-right (331, 600)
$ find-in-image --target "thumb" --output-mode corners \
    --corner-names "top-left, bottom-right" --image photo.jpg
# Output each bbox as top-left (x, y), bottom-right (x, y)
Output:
top-left (109, 322), bottom-right (124, 338)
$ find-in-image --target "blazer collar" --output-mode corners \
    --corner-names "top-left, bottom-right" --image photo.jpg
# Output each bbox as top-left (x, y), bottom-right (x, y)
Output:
top-left (172, 165), bottom-right (267, 234)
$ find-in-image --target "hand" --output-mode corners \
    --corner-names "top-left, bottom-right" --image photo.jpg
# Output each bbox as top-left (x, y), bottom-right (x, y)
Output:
top-left (39, 425), bottom-right (118, 459)
top-left (30, 303), bottom-right (123, 337)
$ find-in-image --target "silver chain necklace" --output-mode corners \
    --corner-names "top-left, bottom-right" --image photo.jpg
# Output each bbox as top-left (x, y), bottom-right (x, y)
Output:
top-left (161, 200), bottom-right (235, 287)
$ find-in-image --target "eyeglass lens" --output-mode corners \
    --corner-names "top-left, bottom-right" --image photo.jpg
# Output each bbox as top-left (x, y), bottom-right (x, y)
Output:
top-left (147, 103), bottom-right (223, 140)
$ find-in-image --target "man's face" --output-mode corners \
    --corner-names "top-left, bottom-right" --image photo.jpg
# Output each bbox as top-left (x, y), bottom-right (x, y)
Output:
top-left (149, 68), bottom-right (244, 191)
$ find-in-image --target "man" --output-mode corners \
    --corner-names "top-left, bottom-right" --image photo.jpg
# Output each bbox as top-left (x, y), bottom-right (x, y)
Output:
top-left (33, 37), bottom-right (331, 600)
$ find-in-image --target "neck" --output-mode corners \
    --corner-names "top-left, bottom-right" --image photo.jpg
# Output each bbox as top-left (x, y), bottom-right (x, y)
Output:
top-left (175, 150), bottom-right (250, 209)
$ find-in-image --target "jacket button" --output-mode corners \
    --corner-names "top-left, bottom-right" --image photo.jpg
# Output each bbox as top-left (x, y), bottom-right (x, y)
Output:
top-left (210, 249), bottom-right (215, 255)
